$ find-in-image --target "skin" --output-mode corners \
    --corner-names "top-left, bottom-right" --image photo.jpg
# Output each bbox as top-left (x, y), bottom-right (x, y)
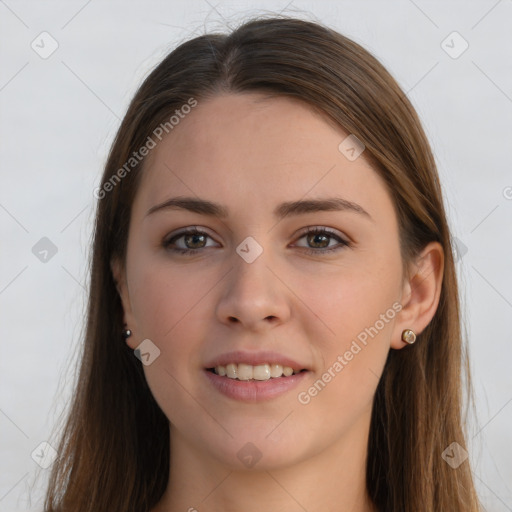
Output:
top-left (112, 93), bottom-right (444, 512)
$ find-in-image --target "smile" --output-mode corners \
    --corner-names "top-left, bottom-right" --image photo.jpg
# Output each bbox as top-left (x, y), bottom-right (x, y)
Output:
top-left (204, 366), bottom-right (309, 402)
top-left (210, 363), bottom-right (304, 381)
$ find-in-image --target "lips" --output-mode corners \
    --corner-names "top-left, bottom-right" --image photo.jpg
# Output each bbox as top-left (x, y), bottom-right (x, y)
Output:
top-left (204, 369), bottom-right (308, 402)
top-left (203, 350), bottom-right (310, 401)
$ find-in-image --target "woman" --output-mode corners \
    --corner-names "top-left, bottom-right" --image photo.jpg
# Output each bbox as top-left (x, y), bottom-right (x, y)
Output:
top-left (43, 16), bottom-right (482, 511)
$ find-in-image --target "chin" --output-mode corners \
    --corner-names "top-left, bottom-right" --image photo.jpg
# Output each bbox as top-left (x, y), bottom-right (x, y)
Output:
top-left (189, 425), bottom-right (312, 472)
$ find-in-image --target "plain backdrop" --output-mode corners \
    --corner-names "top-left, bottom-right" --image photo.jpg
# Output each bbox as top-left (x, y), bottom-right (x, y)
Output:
top-left (1, 1), bottom-right (511, 510)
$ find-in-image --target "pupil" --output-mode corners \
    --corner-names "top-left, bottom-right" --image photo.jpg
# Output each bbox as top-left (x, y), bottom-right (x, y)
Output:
top-left (186, 233), bottom-right (205, 249)
top-left (308, 233), bottom-right (328, 248)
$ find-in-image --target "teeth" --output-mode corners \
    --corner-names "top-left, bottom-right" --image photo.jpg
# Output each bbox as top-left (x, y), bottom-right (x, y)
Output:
top-left (253, 364), bottom-right (271, 380)
top-left (226, 363), bottom-right (237, 379)
top-left (213, 363), bottom-right (301, 380)
top-left (270, 364), bottom-right (283, 378)
top-left (283, 366), bottom-right (294, 377)
top-left (237, 363), bottom-right (253, 381)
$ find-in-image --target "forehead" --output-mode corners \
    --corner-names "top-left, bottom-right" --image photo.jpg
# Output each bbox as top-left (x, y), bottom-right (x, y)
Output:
top-left (133, 93), bottom-right (392, 222)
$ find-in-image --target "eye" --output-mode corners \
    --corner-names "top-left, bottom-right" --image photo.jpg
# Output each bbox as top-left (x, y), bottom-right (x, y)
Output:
top-left (293, 227), bottom-right (350, 254)
top-left (162, 226), bottom-right (351, 256)
top-left (162, 227), bottom-right (218, 255)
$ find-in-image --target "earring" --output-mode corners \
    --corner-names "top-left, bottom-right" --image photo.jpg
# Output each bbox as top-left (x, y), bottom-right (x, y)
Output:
top-left (122, 327), bottom-right (132, 339)
top-left (401, 329), bottom-right (416, 344)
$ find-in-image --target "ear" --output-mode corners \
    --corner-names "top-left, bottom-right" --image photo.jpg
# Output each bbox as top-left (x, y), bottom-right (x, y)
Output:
top-left (111, 257), bottom-right (138, 349)
top-left (391, 241), bottom-right (444, 349)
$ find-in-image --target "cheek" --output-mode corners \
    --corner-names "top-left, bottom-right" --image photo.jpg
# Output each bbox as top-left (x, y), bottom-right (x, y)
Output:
top-left (296, 256), bottom-right (401, 345)
top-left (129, 257), bottom-right (213, 341)
top-left (127, 260), bottom-right (214, 420)
top-left (293, 258), bottom-right (400, 405)
top-left (127, 256), bottom-right (228, 385)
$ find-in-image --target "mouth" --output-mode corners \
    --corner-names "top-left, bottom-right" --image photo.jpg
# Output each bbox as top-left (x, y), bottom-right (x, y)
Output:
top-left (206, 362), bottom-right (307, 381)
top-left (204, 362), bottom-right (309, 402)
top-left (203, 350), bottom-right (310, 401)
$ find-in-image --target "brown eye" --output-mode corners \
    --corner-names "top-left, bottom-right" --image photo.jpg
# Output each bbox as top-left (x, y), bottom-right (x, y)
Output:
top-left (306, 232), bottom-right (330, 249)
top-left (183, 233), bottom-right (207, 249)
top-left (163, 228), bottom-right (218, 254)
top-left (294, 227), bottom-right (350, 255)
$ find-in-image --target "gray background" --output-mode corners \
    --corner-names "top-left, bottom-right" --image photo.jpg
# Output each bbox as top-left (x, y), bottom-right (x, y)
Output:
top-left (1, 1), bottom-right (511, 510)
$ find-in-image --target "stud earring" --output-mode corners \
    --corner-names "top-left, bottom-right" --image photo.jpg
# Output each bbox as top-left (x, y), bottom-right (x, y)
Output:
top-left (122, 327), bottom-right (132, 339)
top-left (401, 329), bottom-right (416, 344)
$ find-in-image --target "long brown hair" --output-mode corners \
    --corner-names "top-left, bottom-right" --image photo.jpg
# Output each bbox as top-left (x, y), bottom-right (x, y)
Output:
top-left (43, 16), bottom-right (482, 511)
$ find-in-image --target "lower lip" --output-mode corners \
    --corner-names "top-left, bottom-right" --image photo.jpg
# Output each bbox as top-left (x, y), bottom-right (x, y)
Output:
top-left (204, 369), bottom-right (309, 402)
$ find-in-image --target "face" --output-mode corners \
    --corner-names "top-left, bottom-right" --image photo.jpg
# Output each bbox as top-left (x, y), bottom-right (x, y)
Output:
top-left (115, 93), bottom-right (409, 470)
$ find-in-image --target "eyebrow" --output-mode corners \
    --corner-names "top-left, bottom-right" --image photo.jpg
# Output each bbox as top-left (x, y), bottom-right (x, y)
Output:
top-left (145, 196), bottom-right (372, 221)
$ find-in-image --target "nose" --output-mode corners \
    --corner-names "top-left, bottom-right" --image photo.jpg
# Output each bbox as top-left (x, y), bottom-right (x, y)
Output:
top-left (215, 251), bottom-right (291, 332)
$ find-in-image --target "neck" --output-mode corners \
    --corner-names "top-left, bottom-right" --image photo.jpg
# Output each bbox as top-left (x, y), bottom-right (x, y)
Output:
top-left (152, 411), bottom-right (377, 512)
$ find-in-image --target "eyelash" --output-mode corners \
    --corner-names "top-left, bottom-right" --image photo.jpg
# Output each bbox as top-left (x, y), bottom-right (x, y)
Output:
top-left (162, 226), bottom-right (351, 256)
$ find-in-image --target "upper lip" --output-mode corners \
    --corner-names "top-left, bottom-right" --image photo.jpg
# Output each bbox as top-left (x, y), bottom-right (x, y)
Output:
top-left (204, 350), bottom-right (309, 372)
